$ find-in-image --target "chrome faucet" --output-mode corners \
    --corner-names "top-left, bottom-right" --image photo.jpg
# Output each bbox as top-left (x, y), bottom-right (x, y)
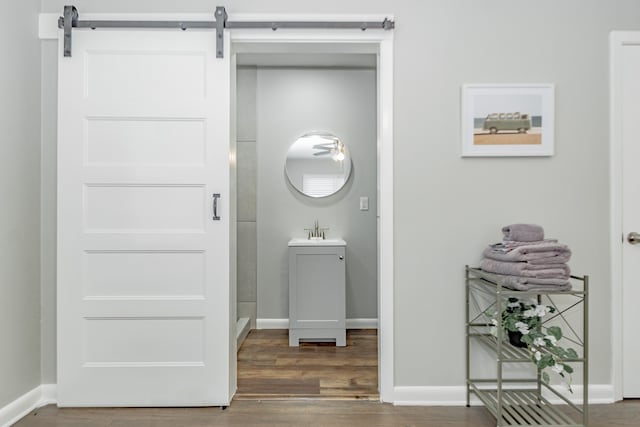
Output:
top-left (305, 220), bottom-right (329, 240)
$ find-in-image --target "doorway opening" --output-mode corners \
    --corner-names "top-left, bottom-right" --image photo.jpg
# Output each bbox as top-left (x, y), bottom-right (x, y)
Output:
top-left (229, 37), bottom-right (393, 401)
top-left (235, 52), bottom-right (377, 400)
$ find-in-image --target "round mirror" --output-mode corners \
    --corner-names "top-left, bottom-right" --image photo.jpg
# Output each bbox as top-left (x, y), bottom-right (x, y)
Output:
top-left (285, 131), bottom-right (352, 198)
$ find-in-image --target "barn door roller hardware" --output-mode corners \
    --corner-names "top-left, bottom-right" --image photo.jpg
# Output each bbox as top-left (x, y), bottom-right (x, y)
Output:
top-left (58, 5), bottom-right (395, 58)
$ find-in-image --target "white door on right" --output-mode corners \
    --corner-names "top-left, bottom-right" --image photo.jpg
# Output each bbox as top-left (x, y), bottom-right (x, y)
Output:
top-left (619, 35), bottom-right (640, 398)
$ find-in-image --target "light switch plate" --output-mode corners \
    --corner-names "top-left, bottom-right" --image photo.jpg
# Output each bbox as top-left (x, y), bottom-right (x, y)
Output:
top-left (359, 197), bottom-right (369, 211)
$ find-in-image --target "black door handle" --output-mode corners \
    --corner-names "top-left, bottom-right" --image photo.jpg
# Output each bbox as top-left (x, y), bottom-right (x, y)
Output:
top-left (212, 193), bottom-right (221, 221)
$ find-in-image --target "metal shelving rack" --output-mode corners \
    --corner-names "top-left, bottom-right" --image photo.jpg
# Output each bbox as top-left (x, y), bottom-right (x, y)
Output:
top-left (465, 266), bottom-right (589, 427)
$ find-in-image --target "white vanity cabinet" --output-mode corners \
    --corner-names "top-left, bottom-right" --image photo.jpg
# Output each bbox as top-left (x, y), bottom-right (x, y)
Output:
top-left (288, 239), bottom-right (346, 347)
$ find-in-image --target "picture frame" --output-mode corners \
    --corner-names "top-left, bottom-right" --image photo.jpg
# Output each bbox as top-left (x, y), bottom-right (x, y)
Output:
top-left (461, 84), bottom-right (555, 157)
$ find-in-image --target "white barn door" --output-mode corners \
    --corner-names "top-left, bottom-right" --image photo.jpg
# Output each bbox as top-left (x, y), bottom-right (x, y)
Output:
top-left (57, 29), bottom-right (232, 406)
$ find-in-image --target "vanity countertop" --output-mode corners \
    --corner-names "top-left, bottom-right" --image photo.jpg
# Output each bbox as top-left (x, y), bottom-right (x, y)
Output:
top-left (288, 238), bottom-right (346, 247)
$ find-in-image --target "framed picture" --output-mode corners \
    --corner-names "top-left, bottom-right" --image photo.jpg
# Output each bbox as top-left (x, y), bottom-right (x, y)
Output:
top-left (461, 84), bottom-right (554, 157)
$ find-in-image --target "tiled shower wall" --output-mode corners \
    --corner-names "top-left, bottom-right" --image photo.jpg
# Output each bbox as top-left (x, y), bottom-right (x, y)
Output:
top-left (236, 68), bottom-right (257, 327)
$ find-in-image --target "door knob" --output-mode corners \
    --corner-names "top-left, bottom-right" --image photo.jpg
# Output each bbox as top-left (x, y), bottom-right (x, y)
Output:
top-left (628, 232), bottom-right (640, 245)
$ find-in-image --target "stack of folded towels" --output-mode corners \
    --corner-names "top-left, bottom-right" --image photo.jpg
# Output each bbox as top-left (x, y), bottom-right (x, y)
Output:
top-left (479, 224), bottom-right (572, 291)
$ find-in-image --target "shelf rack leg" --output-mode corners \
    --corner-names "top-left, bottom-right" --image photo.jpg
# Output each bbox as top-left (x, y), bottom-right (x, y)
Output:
top-left (465, 266), bottom-right (470, 407)
top-left (584, 275), bottom-right (589, 427)
top-left (537, 294), bottom-right (543, 403)
top-left (496, 285), bottom-right (503, 426)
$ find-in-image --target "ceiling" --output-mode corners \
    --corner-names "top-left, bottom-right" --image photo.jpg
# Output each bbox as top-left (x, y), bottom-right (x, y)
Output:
top-left (234, 42), bottom-right (377, 68)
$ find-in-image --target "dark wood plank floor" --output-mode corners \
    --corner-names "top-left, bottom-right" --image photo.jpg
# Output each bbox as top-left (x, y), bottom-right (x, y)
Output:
top-left (13, 328), bottom-right (640, 426)
top-left (235, 329), bottom-right (378, 399)
top-left (14, 400), bottom-right (640, 427)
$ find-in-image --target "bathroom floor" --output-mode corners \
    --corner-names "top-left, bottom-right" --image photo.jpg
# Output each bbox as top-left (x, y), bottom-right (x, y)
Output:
top-left (235, 329), bottom-right (378, 400)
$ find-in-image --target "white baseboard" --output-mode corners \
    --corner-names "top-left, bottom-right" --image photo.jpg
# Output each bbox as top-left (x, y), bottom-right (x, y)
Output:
top-left (39, 384), bottom-right (57, 406)
top-left (256, 318), bottom-right (288, 329)
top-left (256, 318), bottom-right (378, 330)
top-left (393, 384), bottom-right (615, 406)
top-left (0, 384), bottom-right (57, 427)
top-left (236, 317), bottom-right (251, 348)
top-left (393, 386), bottom-right (471, 406)
top-left (0, 382), bottom-right (613, 415)
top-left (0, 386), bottom-right (41, 427)
top-left (542, 384), bottom-right (615, 405)
top-left (346, 318), bottom-right (378, 329)
top-left (588, 384), bottom-right (616, 403)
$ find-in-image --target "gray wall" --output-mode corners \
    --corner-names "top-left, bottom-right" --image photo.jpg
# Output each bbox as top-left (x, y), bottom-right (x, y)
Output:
top-left (255, 68), bottom-right (378, 320)
top-left (0, 0), bottom-right (41, 406)
top-left (39, 0), bottom-right (640, 389)
top-left (236, 68), bottom-right (258, 327)
top-left (237, 66), bottom-right (378, 325)
top-left (40, 38), bottom-right (58, 387)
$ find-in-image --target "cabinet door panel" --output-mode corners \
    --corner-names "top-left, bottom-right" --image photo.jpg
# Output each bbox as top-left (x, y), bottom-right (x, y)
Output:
top-left (293, 251), bottom-right (345, 326)
top-left (289, 246), bottom-right (346, 335)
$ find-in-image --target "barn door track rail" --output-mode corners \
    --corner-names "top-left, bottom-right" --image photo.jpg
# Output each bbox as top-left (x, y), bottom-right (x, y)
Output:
top-left (58, 5), bottom-right (395, 58)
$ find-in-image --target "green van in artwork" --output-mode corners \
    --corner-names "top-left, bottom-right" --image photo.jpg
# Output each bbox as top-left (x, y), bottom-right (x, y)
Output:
top-left (482, 112), bottom-right (531, 134)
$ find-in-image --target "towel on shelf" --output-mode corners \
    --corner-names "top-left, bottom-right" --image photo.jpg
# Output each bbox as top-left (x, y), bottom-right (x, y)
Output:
top-left (480, 258), bottom-right (570, 279)
top-left (474, 269), bottom-right (572, 292)
top-left (483, 242), bottom-right (571, 264)
top-left (526, 254), bottom-right (571, 265)
top-left (489, 239), bottom-right (558, 251)
top-left (502, 224), bottom-right (545, 242)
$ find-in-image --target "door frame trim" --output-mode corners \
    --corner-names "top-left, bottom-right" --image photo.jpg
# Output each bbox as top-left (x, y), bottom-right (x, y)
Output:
top-left (609, 31), bottom-right (640, 401)
top-left (230, 25), bottom-right (395, 403)
top-left (39, 11), bottom-right (395, 404)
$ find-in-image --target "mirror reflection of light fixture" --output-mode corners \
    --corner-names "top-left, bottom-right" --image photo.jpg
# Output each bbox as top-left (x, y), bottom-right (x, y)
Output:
top-left (285, 131), bottom-right (352, 198)
top-left (331, 141), bottom-right (346, 162)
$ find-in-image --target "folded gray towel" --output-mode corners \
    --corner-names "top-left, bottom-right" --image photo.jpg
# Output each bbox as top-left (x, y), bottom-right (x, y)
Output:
top-left (489, 239), bottom-right (558, 251)
top-left (474, 269), bottom-right (572, 292)
top-left (527, 254), bottom-right (572, 265)
top-left (483, 243), bottom-right (572, 263)
top-left (518, 262), bottom-right (571, 273)
top-left (502, 224), bottom-right (545, 242)
top-left (480, 258), bottom-right (570, 279)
